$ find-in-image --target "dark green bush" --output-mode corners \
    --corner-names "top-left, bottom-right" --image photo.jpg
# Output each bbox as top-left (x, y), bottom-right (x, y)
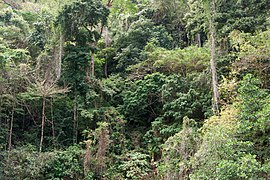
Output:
top-left (43, 145), bottom-right (84, 179)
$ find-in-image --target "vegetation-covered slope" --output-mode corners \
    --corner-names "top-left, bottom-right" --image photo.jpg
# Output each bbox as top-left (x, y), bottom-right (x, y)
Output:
top-left (0, 0), bottom-right (270, 179)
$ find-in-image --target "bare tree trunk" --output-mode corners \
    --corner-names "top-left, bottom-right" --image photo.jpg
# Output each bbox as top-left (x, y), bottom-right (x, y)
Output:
top-left (39, 96), bottom-right (46, 152)
top-left (103, 27), bottom-right (111, 46)
top-left (8, 104), bottom-right (14, 151)
top-left (76, 110), bottom-right (78, 143)
top-left (73, 96), bottom-right (78, 144)
top-left (103, 27), bottom-right (111, 77)
top-left (84, 140), bottom-right (92, 177)
top-left (55, 33), bottom-right (63, 81)
top-left (96, 125), bottom-right (109, 175)
top-left (197, 33), bottom-right (201, 47)
top-left (51, 98), bottom-right (56, 149)
top-left (104, 60), bottom-right (108, 78)
top-left (3, 0), bottom-right (21, 9)
top-left (106, 0), bottom-right (113, 7)
top-left (209, 0), bottom-right (219, 115)
top-left (90, 50), bottom-right (95, 76)
top-left (5, 114), bottom-right (8, 151)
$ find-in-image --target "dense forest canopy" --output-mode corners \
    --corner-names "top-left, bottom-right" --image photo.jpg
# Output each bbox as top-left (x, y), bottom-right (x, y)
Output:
top-left (0, 0), bottom-right (270, 179)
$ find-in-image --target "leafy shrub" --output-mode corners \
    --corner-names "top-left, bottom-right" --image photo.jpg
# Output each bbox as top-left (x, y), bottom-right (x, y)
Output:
top-left (119, 151), bottom-right (151, 180)
top-left (189, 107), bottom-right (261, 179)
top-left (238, 74), bottom-right (270, 161)
top-left (43, 145), bottom-right (84, 179)
top-left (216, 154), bottom-right (260, 180)
top-left (0, 144), bottom-right (54, 179)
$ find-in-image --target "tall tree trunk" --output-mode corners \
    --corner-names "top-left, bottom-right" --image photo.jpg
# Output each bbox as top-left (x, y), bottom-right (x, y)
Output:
top-left (96, 125), bottom-right (109, 175)
top-left (5, 114), bottom-right (8, 151)
top-left (197, 33), bottom-right (201, 47)
top-left (90, 50), bottom-right (95, 76)
top-left (73, 96), bottom-right (78, 143)
top-left (209, 0), bottom-right (219, 115)
top-left (84, 140), bottom-right (92, 177)
top-left (56, 33), bottom-right (63, 81)
top-left (103, 27), bottom-right (111, 77)
top-left (104, 60), bottom-right (108, 78)
top-left (39, 96), bottom-right (46, 152)
top-left (51, 98), bottom-right (56, 149)
top-left (8, 104), bottom-right (14, 152)
top-left (3, 0), bottom-right (21, 9)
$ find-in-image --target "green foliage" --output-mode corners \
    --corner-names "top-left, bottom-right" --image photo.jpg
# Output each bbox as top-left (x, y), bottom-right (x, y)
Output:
top-left (189, 107), bottom-right (261, 179)
top-left (148, 0), bottom-right (189, 48)
top-left (238, 74), bottom-right (270, 161)
top-left (96, 46), bottom-right (116, 76)
top-left (1, 145), bottom-right (54, 179)
top-left (185, 0), bottom-right (207, 45)
top-left (144, 73), bottom-right (211, 148)
top-left (130, 45), bottom-right (210, 76)
top-left (113, 17), bottom-right (173, 72)
top-left (1, 0), bottom-right (270, 179)
top-left (56, 0), bottom-right (109, 45)
top-left (216, 0), bottom-right (270, 35)
top-left (100, 74), bottom-right (125, 106)
top-left (185, 0), bottom-right (270, 45)
top-left (118, 151), bottom-right (151, 179)
top-left (120, 72), bottom-right (166, 125)
top-left (0, 7), bottom-right (31, 73)
top-left (158, 117), bottom-right (199, 179)
top-left (44, 145), bottom-right (84, 179)
top-left (1, 145), bottom-right (86, 179)
top-left (0, 7), bottom-right (30, 41)
top-left (216, 154), bottom-right (260, 180)
top-left (0, 44), bottom-right (30, 71)
top-left (109, 0), bottom-right (139, 16)
top-left (115, 18), bottom-right (173, 50)
top-left (219, 76), bottom-right (238, 105)
top-left (162, 73), bottom-right (211, 121)
top-left (104, 151), bottom-right (151, 180)
top-left (93, 107), bottom-right (126, 155)
top-left (28, 10), bottom-right (54, 51)
top-left (230, 29), bottom-right (270, 87)
top-left (61, 45), bottom-right (90, 96)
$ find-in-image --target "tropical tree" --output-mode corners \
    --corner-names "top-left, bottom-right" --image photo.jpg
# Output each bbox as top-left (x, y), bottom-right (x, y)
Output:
top-left (56, 0), bottom-right (109, 77)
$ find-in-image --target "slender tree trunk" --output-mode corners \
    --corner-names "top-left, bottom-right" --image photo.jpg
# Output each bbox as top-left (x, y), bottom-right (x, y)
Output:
top-left (5, 114), bottom-right (8, 151)
top-left (39, 96), bottom-right (46, 152)
top-left (8, 104), bottom-right (14, 151)
top-left (84, 140), bottom-right (92, 177)
top-left (90, 50), bottom-right (95, 76)
top-left (209, 0), bottom-right (219, 115)
top-left (56, 33), bottom-right (63, 81)
top-left (104, 60), bottom-right (108, 78)
top-left (125, 16), bottom-right (129, 31)
top-left (3, 0), bottom-right (21, 9)
top-left (96, 126), bottom-right (109, 175)
top-left (51, 98), bottom-right (56, 149)
top-left (103, 27), bottom-right (111, 77)
top-left (197, 33), bottom-right (201, 47)
top-left (73, 96), bottom-right (78, 144)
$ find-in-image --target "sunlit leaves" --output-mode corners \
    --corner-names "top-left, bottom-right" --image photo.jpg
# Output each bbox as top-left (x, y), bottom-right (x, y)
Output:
top-left (130, 45), bottom-right (210, 76)
top-left (230, 30), bottom-right (270, 87)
